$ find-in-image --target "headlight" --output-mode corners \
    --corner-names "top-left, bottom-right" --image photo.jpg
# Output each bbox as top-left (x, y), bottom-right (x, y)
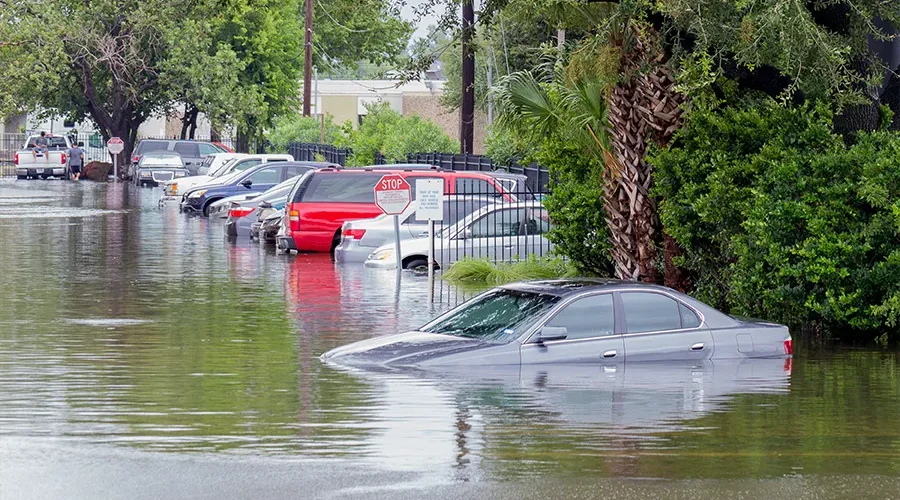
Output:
top-left (140, 171), bottom-right (151, 178)
top-left (188, 190), bottom-right (207, 199)
top-left (175, 172), bottom-right (186, 178)
top-left (370, 249), bottom-right (394, 261)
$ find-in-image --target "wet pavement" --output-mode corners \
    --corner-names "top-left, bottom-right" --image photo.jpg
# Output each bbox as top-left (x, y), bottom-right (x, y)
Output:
top-left (1, 180), bottom-right (899, 499)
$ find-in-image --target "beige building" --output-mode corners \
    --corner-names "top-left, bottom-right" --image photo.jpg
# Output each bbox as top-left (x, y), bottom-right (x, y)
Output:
top-left (306, 79), bottom-right (487, 154)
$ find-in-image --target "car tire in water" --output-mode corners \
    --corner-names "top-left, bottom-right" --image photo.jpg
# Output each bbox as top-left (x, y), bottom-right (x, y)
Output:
top-left (202, 200), bottom-right (220, 217)
top-left (404, 258), bottom-right (429, 273)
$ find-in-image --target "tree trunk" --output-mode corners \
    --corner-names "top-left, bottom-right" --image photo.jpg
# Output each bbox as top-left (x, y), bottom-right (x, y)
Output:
top-left (605, 28), bottom-right (687, 286)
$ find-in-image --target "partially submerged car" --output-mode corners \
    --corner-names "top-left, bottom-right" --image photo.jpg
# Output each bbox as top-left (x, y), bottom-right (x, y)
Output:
top-left (225, 175), bottom-right (305, 239)
top-left (133, 152), bottom-right (190, 187)
top-left (321, 279), bottom-right (793, 367)
top-left (335, 196), bottom-right (495, 264)
top-left (364, 201), bottom-right (552, 270)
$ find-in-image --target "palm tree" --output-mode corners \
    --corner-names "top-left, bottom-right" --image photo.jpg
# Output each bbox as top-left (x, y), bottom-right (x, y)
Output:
top-left (493, 23), bottom-right (686, 285)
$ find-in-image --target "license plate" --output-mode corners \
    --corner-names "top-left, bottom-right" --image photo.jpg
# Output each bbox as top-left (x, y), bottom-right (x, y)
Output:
top-left (36, 169), bottom-right (45, 174)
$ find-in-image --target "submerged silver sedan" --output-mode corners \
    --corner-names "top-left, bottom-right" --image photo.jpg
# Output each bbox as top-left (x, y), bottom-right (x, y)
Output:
top-left (322, 279), bottom-right (793, 367)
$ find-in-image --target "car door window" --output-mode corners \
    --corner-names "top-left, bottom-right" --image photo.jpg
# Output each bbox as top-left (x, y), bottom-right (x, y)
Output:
top-left (545, 294), bottom-right (615, 340)
top-left (468, 208), bottom-right (524, 238)
top-left (680, 303), bottom-right (701, 328)
top-left (247, 167), bottom-right (281, 185)
top-left (174, 142), bottom-right (200, 158)
top-left (525, 208), bottom-right (551, 235)
top-left (621, 292), bottom-right (683, 333)
top-left (233, 159), bottom-right (261, 172)
top-left (199, 143), bottom-right (220, 155)
top-left (285, 165), bottom-right (312, 178)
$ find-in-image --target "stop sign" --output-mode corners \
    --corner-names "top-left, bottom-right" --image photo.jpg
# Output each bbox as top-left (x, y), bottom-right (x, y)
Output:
top-left (106, 137), bottom-right (124, 155)
top-left (374, 174), bottom-right (411, 215)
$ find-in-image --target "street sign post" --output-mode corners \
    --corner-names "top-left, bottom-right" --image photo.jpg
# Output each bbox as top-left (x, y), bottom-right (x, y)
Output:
top-left (415, 179), bottom-right (444, 295)
top-left (107, 137), bottom-right (124, 180)
top-left (374, 174), bottom-right (411, 272)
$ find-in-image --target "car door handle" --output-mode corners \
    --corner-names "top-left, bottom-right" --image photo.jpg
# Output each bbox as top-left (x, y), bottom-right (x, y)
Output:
top-left (691, 342), bottom-right (705, 351)
top-left (602, 350), bottom-right (618, 358)
top-left (417, 231), bottom-right (429, 237)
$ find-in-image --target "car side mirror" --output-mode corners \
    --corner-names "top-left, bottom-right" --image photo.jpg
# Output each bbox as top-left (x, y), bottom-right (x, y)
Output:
top-left (536, 326), bottom-right (567, 344)
top-left (241, 179), bottom-right (252, 188)
top-left (258, 201), bottom-right (272, 209)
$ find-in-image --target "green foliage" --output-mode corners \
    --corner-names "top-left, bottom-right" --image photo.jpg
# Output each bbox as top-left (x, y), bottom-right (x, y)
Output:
top-left (660, 0), bottom-right (900, 104)
top-left (267, 114), bottom-right (345, 152)
top-left (313, 0), bottom-right (412, 71)
top-left (343, 102), bottom-right (458, 166)
top-left (651, 100), bottom-right (900, 341)
top-left (483, 125), bottom-right (527, 165)
top-left (529, 136), bottom-right (613, 277)
top-left (442, 256), bottom-right (577, 285)
top-left (491, 62), bottom-right (615, 277)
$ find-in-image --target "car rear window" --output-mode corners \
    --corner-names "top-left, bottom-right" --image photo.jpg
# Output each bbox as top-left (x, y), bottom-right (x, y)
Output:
top-left (174, 142), bottom-right (200, 157)
top-left (136, 141), bottom-right (169, 154)
top-left (300, 173), bottom-right (383, 203)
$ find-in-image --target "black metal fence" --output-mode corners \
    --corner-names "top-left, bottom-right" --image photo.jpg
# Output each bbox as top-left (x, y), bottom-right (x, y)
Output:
top-left (287, 142), bottom-right (352, 165)
top-left (402, 152), bottom-right (550, 192)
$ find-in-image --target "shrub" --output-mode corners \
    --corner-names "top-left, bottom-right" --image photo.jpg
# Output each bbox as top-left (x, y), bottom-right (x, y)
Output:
top-left (345, 101), bottom-right (457, 166)
top-left (528, 135), bottom-right (614, 277)
top-left (650, 99), bottom-right (900, 342)
top-left (267, 113), bottom-right (344, 152)
top-left (442, 256), bottom-right (577, 285)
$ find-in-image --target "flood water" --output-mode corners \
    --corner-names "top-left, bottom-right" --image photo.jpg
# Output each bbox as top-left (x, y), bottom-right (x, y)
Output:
top-left (1, 180), bottom-right (899, 499)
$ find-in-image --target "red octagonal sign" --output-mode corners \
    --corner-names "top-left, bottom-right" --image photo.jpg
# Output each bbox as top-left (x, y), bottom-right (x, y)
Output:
top-left (374, 174), bottom-right (411, 215)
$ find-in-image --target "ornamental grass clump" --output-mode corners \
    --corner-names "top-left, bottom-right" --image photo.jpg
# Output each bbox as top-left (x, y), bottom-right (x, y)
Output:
top-left (442, 256), bottom-right (578, 285)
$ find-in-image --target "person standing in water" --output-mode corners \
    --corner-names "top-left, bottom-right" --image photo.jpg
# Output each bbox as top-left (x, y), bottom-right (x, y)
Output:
top-left (68, 141), bottom-right (85, 181)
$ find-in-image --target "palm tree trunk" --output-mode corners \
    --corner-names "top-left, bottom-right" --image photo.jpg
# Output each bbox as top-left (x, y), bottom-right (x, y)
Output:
top-left (605, 29), bottom-right (686, 286)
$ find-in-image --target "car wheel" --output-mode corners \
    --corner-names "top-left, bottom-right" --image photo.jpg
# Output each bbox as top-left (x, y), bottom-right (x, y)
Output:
top-left (202, 201), bottom-right (218, 217)
top-left (404, 258), bottom-right (429, 273)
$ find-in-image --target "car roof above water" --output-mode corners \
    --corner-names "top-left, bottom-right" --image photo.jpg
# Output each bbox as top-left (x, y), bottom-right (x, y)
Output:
top-left (500, 279), bottom-right (675, 297)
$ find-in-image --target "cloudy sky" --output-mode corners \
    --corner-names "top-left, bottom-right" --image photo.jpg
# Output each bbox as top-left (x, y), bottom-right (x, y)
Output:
top-left (400, 0), bottom-right (445, 42)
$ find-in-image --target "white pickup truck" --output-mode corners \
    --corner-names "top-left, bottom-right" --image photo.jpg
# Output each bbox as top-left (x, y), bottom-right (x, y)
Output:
top-left (14, 134), bottom-right (73, 179)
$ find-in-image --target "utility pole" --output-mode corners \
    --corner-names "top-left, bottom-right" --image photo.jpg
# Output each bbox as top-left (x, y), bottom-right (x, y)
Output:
top-left (302, 0), bottom-right (314, 116)
top-left (460, 0), bottom-right (475, 154)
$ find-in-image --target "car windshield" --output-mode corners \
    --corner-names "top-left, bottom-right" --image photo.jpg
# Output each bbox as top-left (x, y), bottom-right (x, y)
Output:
top-left (217, 169), bottom-right (245, 184)
top-left (258, 176), bottom-right (302, 202)
top-left (420, 289), bottom-right (560, 343)
top-left (208, 158), bottom-right (237, 177)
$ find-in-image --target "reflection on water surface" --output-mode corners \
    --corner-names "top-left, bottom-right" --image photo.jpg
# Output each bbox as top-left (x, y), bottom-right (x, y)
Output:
top-left (1, 180), bottom-right (899, 498)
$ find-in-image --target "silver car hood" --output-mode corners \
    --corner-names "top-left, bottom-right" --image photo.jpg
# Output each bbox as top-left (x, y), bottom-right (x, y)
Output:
top-left (321, 331), bottom-right (492, 367)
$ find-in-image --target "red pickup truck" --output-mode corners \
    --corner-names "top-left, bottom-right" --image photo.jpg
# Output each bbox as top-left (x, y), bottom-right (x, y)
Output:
top-left (277, 168), bottom-right (514, 254)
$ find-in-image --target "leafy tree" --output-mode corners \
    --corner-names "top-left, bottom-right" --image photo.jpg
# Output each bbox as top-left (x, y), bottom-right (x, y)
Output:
top-left (267, 113), bottom-right (345, 152)
top-left (0, 0), bottom-right (186, 160)
top-left (342, 101), bottom-right (458, 166)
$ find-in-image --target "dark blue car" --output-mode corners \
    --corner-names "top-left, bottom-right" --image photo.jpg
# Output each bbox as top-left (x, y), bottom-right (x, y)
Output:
top-left (180, 161), bottom-right (337, 216)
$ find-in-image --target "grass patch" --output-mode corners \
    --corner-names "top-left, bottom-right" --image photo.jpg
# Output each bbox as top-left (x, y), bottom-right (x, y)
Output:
top-left (442, 256), bottom-right (578, 285)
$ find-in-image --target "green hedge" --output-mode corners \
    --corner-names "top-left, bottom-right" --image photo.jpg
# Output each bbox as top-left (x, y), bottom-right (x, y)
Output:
top-left (650, 100), bottom-right (900, 342)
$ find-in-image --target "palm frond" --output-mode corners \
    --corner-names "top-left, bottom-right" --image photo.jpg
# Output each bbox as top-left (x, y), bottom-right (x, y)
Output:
top-left (492, 70), bottom-right (562, 139)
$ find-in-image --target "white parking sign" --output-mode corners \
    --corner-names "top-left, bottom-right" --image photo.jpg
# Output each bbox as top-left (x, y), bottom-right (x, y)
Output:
top-left (415, 179), bottom-right (444, 221)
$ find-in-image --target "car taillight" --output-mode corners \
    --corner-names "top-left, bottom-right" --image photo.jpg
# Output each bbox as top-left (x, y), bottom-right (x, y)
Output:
top-left (783, 337), bottom-right (793, 356)
top-left (228, 207), bottom-right (254, 219)
top-left (342, 229), bottom-right (366, 240)
top-left (61, 153), bottom-right (67, 164)
top-left (288, 209), bottom-right (300, 232)
top-left (14, 153), bottom-right (18, 165)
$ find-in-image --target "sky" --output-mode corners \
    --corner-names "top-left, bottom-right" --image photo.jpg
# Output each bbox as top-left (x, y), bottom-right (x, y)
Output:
top-left (400, 0), bottom-right (444, 42)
